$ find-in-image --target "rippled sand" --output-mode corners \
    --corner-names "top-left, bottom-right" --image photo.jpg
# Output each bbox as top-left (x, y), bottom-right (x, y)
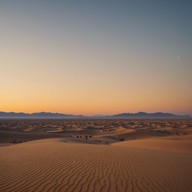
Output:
top-left (0, 138), bottom-right (192, 192)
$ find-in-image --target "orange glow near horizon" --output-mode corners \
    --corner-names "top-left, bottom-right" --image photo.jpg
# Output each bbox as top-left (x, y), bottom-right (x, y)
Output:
top-left (1, 57), bottom-right (191, 115)
top-left (1, 83), bottom-right (191, 115)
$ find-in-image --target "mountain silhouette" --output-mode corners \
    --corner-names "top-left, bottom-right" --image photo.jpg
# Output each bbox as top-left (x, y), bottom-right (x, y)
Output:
top-left (0, 111), bottom-right (190, 119)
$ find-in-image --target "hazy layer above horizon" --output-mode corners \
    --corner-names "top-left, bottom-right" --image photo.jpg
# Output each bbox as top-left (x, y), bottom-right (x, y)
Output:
top-left (0, 0), bottom-right (191, 115)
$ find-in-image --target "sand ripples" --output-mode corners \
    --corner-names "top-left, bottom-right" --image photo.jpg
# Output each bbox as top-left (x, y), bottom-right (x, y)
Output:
top-left (0, 139), bottom-right (192, 192)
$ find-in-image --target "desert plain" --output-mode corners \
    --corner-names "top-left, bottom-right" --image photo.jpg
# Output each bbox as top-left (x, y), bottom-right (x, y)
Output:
top-left (0, 119), bottom-right (192, 192)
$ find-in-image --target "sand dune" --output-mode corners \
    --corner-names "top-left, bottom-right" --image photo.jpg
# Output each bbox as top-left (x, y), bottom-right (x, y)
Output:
top-left (113, 135), bottom-right (192, 152)
top-left (0, 138), bottom-right (191, 192)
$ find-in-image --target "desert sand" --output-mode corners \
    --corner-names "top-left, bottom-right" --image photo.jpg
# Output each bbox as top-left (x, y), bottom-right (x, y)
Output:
top-left (113, 135), bottom-right (192, 152)
top-left (0, 136), bottom-right (192, 192)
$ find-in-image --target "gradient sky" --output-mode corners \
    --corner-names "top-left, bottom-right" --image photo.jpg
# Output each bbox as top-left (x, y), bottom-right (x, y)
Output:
top-left (0, 0), bottom-right (192, 115)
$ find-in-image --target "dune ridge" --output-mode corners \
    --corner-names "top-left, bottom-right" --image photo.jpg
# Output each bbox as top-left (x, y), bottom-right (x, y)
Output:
top-left (112, 135), bottom-right (192, 152)
top-left (0, 138), bottom-right (192, 192)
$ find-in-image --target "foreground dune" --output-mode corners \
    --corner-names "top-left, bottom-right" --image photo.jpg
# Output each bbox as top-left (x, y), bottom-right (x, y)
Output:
top-left (0, 138), bottom-right (192, 192)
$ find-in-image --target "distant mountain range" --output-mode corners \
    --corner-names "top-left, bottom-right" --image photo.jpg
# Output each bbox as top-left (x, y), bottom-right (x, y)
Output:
top-left (0, 111), bottom-right (191, 119)
top-left (111, 112), bottom-right (191, 119)
top-left (0, 112), bottom-right (81, 119)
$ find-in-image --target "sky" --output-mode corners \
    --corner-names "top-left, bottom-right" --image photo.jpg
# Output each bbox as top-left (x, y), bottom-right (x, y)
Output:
top-left (0, 0), bottom-right (192, 115)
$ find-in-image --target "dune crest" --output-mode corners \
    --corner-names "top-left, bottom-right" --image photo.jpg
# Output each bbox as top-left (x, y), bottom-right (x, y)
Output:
top-left (112, 135), bottom-right (192, 152)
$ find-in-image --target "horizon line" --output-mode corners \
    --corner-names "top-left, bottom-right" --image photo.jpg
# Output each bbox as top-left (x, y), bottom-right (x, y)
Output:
top-left (0, 110), bottom-right (191, 116)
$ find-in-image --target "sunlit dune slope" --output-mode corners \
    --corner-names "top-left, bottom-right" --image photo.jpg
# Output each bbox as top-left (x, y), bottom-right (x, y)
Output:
top-left (0, 138), bottom-right (192, 192)
top-left (112, 135), bottom-right (192, 152)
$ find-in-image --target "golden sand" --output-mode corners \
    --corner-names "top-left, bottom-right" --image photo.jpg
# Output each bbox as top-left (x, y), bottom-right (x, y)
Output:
top-left (0, 138), bottom-right (191, 192)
